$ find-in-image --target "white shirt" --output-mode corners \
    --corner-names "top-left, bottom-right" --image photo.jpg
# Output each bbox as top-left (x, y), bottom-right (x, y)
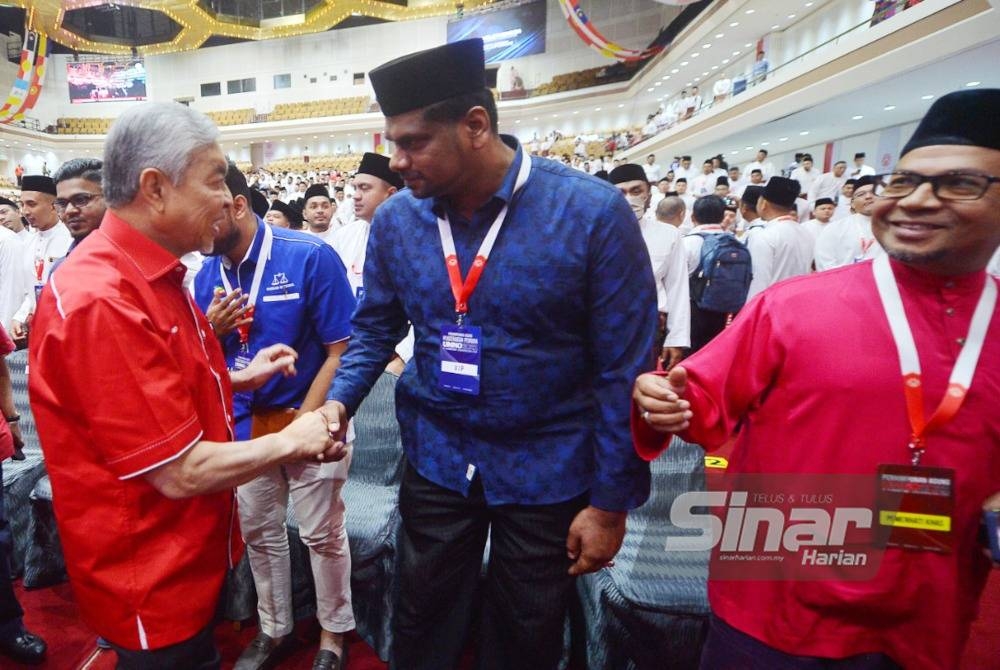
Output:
top-left (848, 164), bottom-right (876, 179)
top-left (643, 163), bottom-right (662, 182)
top-left (333, 201), bottom-right (354, 227)
top-left (745, 215), bottom-right (814, 300)
top-left (790, 166), bottom-right (820, 197)
top-left (744, 160), bottom-right (775, 182)
top-left (673, 166), bottom-right (696, 183)
top-left (832, 198), bottom-right (852, 222)
top-left (807, 172), bottom-right (848, 204)
top-left (801, 218), bottom-right (831, 247)
top-left (330, 218), bottom-right (414, 362)
top-left (683, 224), bottom-right (732, 274)
top-left (639, 211), bottom-right (690, 348)
top-left (305, 226), bottom-right (339, 247)
top-left (713, 78), bottom-right (732, 97)
top-left (689, 173), bottom-right (717, 198)
top-left (813, 213), bottom-right (883, 271)
top-left (0, 227), bottom-right (26, 330)
top-left (13, 222), bottom-right (73, 324)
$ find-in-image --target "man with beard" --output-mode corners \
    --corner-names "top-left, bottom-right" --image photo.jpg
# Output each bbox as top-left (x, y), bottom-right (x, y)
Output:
top-left (610, 163), bottom-right (689, 368)
top-left (633, 88), bottom-right (1000, 670)
top-left (322, 39), bottom-right (654, 670)
top-left (301, 184), bottom-right (338, 245)
top-left (814, 176), bottom-right (882, 270)
top-left (194, 163), bottom-right (356, 670)
top-left (50, 159), bottom-right (105, 274)
top-left (9, 176), bottom-right (71, 340)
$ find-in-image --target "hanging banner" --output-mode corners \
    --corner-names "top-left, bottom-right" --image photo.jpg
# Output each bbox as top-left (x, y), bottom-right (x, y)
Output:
top-left (0, 31), bottom-right (49, 124)
top-left (558, 0), bottom-right (663, 62)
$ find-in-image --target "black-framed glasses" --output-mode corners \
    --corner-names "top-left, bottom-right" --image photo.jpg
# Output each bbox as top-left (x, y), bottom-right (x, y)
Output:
top-left (53, 193), bottom-right (102, 211)
top-left (874, 171), bottom-right (1000, 201)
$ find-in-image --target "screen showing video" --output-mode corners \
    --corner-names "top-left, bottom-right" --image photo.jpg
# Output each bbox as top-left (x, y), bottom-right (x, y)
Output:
top-left (67, 59), bottom-right (147, 104)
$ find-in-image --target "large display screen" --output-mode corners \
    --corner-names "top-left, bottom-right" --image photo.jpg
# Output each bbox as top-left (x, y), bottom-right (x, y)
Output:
top-left (67, 59), bottom-right (147, 104)
top-left (447, 0), bottom-right (547, 64)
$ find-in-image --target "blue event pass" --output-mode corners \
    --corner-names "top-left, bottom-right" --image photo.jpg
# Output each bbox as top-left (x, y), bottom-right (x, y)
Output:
top-left (439, 325), bottom-right (482, 395)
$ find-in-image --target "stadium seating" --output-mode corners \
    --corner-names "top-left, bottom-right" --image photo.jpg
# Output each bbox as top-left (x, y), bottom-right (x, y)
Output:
top-left (205, 108), bottom-right (255, 126)
top-left (263, 153), bottom-right (364, 175)
top-left (270, 96), bottom-right (371, 122)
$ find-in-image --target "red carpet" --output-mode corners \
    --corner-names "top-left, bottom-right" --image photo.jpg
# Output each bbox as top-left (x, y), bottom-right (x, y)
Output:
top-left (7, 572), bottom-right (1000, 669)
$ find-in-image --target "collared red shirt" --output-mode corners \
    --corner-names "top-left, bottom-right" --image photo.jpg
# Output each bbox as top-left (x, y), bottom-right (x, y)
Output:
top-left (632, 259), bottom-right (1000, 669)
top-left (329, 136), bottom-right (655, 510)
top-left (29, 210), bottom-right (239, 650)
top-left (194, 219), bottom-right (355, 439)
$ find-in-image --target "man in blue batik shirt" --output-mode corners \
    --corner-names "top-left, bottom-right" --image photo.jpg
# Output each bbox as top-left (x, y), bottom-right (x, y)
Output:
top-left (322, 39), bottom-right (657, 670)
top-left (195, 164), bottom-right (356, 670)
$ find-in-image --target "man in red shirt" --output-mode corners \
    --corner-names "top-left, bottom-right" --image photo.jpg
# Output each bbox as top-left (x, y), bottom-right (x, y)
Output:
top-left (0, 325), bottom-right (46, 665)
top-left (29, 101), bottom-right (346, 669)
top-left (633, 89), bottom-right (1000, 668)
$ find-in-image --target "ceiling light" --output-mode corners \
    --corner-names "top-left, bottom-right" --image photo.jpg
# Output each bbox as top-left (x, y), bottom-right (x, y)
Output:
top-left (760, 141), bottom-right (770, 146)
top-left (655, 81), bottom-right (662, 86)
top-left (691, 53), bottom-right (700, 58)
top-left (744, 146), bottom-right (753, 150)
top-left (732, 51), bottom-right (740, 56)
top-left (711, 65), bottom-right (719, 70)
top-left (745, 8), bottom-right (755, 13)
top-left (702, 44), bottom-right (711, 49)
top-left (729, 22), bottom-right (739, 27)
top-left (805, 2), bottom-right (814, 6)
top-left (573, 110), bottom-right (579, 114)
top-left (745, 43), bottom-right (753, 47)
top-left (921, 94), bottom-right (934, 100)
top-left (799, 131), bottom-right (810, 135)
top-left (787, 14), bottom-right (796, 19)
top-left (883, 105), bottom-right (896, 111)
top-left (618, 104), bottom-right (625, 108)
top-left (661, 75), bottom-right (669, 80)
top-left (779, 137), bottom-right (789, 142)
top-left (966, 81), bottom-right (981, 87)
top-left (680, 61), bottom-right (689, 66)
top-left (595, 107), bottom-right (601, 111)
top-left (715, 33), bottom-right (724, 38)
top-left (722, 58), bottom-right (730, 64)
top-left (647, 87), bottom-right (655, 92)
top-left (852, 115), bottom-right (864, 120)
top-left (771, 25), bottom-right (780, 30)
top-left (730, 150), bottom-right (739, 155)
top-left (533, 117), bottom-right (538, 120)
top-left (552, 113), bottom-right (558, 117)
top-left (515, 119), bottom-right (521, 124)
top-left (671, 68), bottom-right (679, 74)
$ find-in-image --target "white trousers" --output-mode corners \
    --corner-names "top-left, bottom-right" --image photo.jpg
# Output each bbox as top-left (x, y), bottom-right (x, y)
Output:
top-left (236, 448), bottom-right (355, 637)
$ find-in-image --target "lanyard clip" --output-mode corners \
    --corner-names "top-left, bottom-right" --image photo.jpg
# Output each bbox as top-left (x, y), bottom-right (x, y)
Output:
top-left (455, 311), bottom-right (465, 327)
top-left (908, 438), bottom-right (924, 467)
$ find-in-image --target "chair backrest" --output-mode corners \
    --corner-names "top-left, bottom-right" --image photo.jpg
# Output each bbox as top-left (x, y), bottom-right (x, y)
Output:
top-left (349, 370), bottom-right (404, 487)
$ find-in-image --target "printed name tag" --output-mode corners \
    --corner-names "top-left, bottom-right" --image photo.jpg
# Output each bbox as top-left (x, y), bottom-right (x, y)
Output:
top-left (439, 325), bottom-right (481, 395)
top-left (261, 293), bottom-right (300, 302)
top-left (34, 283), bottom-right (44, 301)
top-left (876, 464), bottom-right (955, 553)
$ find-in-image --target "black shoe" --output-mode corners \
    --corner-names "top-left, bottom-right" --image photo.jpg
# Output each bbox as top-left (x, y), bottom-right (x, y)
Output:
top-left (312, 647), bottom-right (347, 670)
top-left (0, 631), bottom-right (47, 665)
top-left (11, 446), bottom-right (25, 461)
top-left (234, 632), bottom-right (293, 670)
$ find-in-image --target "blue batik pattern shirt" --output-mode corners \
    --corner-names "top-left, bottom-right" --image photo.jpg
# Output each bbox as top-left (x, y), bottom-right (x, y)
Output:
top-left (196, 218), bottom-right (355, 439)
top-left (329, 137), bottom-right (656, 510)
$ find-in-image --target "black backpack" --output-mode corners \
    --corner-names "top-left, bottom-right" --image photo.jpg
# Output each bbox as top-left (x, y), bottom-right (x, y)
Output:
top-left (687, 232), bottom-right (753, 313)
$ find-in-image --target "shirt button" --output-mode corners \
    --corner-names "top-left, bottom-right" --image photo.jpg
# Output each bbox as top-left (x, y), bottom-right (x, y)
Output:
top-left (945, 307), bottom-right (955, 316)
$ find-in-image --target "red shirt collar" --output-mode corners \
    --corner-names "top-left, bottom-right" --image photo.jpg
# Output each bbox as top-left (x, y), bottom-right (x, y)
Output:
top-left (100, 210), bottom-right (187, 285)
top-left (888, 256), bottom-right (987, 294)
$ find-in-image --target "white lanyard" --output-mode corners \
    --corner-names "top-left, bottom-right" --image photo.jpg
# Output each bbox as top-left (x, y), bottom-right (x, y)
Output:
top-left (436, 151), bottom-right (531, 322)
top-left (872, 253), bottom-right (996, 463)
top-left (219, 224), bottom-right (273, 308)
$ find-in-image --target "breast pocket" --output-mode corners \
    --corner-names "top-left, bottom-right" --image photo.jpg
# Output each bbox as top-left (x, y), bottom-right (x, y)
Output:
top-left (482, 262), bottom-right (583, 332)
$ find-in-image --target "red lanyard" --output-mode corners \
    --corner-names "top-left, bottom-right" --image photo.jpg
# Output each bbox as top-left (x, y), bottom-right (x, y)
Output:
top-left (872, 254), bottom-right (996, 465)
top-left (436, 152), bottom-right (531, 325)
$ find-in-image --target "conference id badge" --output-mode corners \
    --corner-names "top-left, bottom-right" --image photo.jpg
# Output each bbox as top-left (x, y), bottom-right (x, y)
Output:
top-left (439, 325), bottom-right (481, 395)
top-left (33, 282), bottom-right (44, 302)
top-left (876, 464), bottom-right (955, 553)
